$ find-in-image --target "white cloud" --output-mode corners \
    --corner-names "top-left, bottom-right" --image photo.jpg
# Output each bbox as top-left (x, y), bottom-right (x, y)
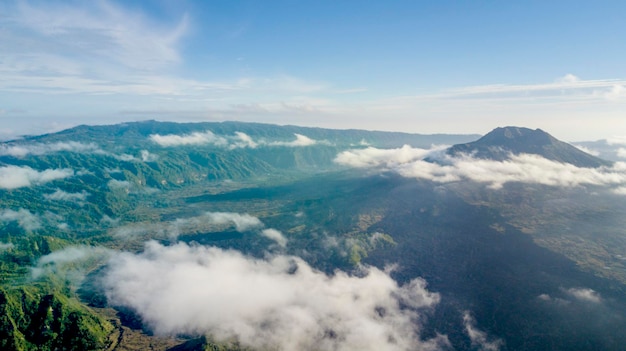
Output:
top-left (3, 1), bottom-right (187, 72)
top-left (113, 212), bottom-right (266, 240)
top-left (0, 141), bottom-right (100, 157)
top-left (604, 84), bottom-right (626, 101)
top-left (113, 153), bottom-right (137, 162)
top-left (268, 133), bottom-right (320, 147)
top-left (335, 146), bottom-right (626, 192)
top-left (0, 141), bottom-right (144, 162)
top-left (150, 131), bottom-right (229, 147)
top-left (261, 228), bottom-right (288, 247)
top-left (203, 211), bottom-right (263, 232)
top-left (614, 186), bottom-right (626, 195)
top-left (150, 131), bottom-right (324, 149)
top-left (572, 144), bottom-right (600, 157)
top-left (444, 75), bottom-right (626, 100)
top-left (463, 312), bottom-right (503, 351)
top-left (102, 241), bottom-right (447, 351)
top-left (617, 148), bottom-right (626, 159)
top-left (0, 208), bottom-right (41, 231)
top-left (231, 132), bottom-right (258, 149)
top-left (31, 245), bottom-right (113, 280)
top-left (107, 179), bottom-right (158, 194)
top-left (44, 189), bottom-right (88, 202)
top-left (0, 165), bottom-right (73, 189)
top-left (140, 150), bottom-right (159, 162)
top-left (556, 74), bottom-right (580, 84)
top-left (565, 288), bottom-right (602, 303)
top-left (334, 145), bottom-right (446, 168)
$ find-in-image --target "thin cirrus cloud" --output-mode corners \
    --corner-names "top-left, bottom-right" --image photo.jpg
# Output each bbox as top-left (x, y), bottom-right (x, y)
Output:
top-left (5, 0), bottom-right (186, 71)
top-left (444, 75), bottom-right (626, 101)
top-left (334, 146), bottom-right (626, 193)
top-left (101, 240), bottom-right (448, 351)
top-left (0, 0), bottom-right (200, 96)
top-left (0, 165), bottom-right (73, 189)
top-left (1, 1), bottom-right (327, 98)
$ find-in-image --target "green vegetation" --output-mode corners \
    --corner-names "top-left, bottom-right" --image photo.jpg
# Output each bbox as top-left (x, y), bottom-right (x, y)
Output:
top-left (1, 121), bottom-right (626, 350)
top-left (0, 285), bottom-right (112, 351)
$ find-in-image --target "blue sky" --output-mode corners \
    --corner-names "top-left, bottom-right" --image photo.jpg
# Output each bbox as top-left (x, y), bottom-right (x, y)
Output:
top-left (1, 0), bottom-right (625, 140)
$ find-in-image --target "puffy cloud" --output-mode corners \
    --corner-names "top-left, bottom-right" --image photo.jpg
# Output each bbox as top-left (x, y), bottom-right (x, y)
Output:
top-left (231, 132), bottom-right (258, 149)
top-left (565, 288), bottom-right (602, 303)
top-left (617, 148), bottom-right (626, 159)
top-left (335, 146), bottom-right (626, 192)
top-left (0, 141), bottom-right (100, 157)
top-left (201, 212), bottom-right (263, 232)
top-left (102, 241), bottom-right (447, 351)
top-left (604, 84), bottom-right (626, 101)
top-left (0, 208), bottom-right (41, 231)
top-left (261, 228), bottom-right (288, 247)
top-left (463, 312), bottom-right (503, 351)
top-left (556, 74), bottom-right (580, 84)
top-left (0, 165), bottom-right (73, 189)
top-left (44, 189), bottom-right (88, 202)
top-left (334, 145), bottom-right (445, 168)
top-left (140, 150), bottom-right (159, 162)
top-left (150, 131), bottom-right (229, 147)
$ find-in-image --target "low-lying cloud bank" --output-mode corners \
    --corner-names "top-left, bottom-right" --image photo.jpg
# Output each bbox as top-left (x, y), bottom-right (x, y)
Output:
top-left (335, 146), bottom-right (626, 193)
top-left (0, 165), bottom-right (73, 189)
top-left (0, 141), bottom-right (100, 157)
top-left (150, 131), bottom-right (326, 149)
top-left (0, 140), bottom-right (161, 164)
top-left (102, 241), bottom-right (448, 351)
top-left (112, 211), bottom-right (287, 247)
top-left (0, 208), bottom-right (41, 231)
top-left (31, 246), bottom-right (114, 283)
